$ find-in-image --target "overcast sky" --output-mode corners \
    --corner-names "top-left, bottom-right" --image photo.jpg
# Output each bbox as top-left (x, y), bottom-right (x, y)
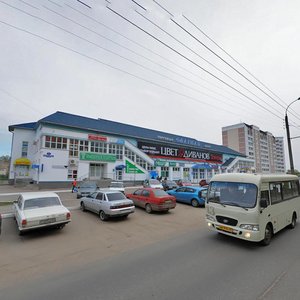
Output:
top-left (1, 0), bottom-right (300, 170)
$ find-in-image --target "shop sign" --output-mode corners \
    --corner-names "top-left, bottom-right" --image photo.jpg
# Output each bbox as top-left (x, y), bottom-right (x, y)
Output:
top-left (32, 164), bottom-right (39, 169)
top-left (155, 160), bottom-right (166, 167)
top-left (125, 160), bottom-right (144, 174)
top-left (169, 162), bottom-right (176, 167)
top-left (88, 134), bottom-right (108, 142)
top-left (80, 152), bottom-right (116, 162)
top-left (137, 141), bottom-right (222, 163)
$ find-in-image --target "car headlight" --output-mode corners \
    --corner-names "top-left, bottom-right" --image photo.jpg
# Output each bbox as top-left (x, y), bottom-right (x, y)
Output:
top-left (240, 224), bottom-right (259, 231)
top-left (206, 214), bottom-right (215, 221)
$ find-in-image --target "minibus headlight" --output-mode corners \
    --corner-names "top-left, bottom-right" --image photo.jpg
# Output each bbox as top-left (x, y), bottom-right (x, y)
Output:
top-left (240, 224), bottom-right (259, 231)
top-left (206, 214), bottom-right (215, 221)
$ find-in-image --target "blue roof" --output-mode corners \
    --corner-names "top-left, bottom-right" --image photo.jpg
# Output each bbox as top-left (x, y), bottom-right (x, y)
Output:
top-left (10, 111), bottom-right (244, 157)
top-left (8, 122), bottom-right (37, 131)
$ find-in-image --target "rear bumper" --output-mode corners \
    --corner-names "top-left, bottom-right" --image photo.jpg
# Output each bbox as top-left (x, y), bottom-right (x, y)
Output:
top-left (108, 207), bottom-right (135, 217)
top-left (19, 220), bottom-right (71, 232)
top-left (151, 203), bottom-right (176, 211)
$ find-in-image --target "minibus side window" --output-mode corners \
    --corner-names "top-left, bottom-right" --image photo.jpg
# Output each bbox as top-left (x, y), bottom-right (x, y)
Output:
top-left (270, 183), bottom-right (282, 204)
top-left (260, 190), bottom-right (270, 206)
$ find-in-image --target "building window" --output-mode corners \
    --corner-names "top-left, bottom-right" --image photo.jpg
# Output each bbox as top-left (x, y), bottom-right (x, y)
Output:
top-left (90, 141), bottom-right (107, 153)
top-left (109, 144), bottom-right (123, 160)
top-left (173, 167), bottom-right (180, 172)
top-left (21, 141), bottom-right (28, 157)
top-left (45, 136), bottom-right (67, 149)
top-left (69, 139), bottom-right (79, 157)
top-left (125, 148), bottom-right (135, 161)
top-left (68, 169), bottom-right (77, 179)
top-left (79, 140), bottom-right (89, 152)
top-left (136, 156), bottom-right (146, 169)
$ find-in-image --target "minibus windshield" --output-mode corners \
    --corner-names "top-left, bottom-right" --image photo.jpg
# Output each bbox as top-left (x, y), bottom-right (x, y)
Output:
top-left (208, 181), bottom-right (257, 208)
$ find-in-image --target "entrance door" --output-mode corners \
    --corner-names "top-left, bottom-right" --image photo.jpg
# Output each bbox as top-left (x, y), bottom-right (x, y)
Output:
top-left (116, 170), bottom-right (123, 181)
top-left (89, 163), bottom-right (104, 180)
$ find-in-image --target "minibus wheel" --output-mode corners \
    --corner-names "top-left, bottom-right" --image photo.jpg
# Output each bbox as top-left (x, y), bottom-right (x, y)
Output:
top-left (289, 213), bottom-right (297, 229)
top-left (261, 224), bottom-right (272, 246)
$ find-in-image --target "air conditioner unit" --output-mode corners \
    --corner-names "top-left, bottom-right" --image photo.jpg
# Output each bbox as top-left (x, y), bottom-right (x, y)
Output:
top-left (69, 159), bottom-right (77, 166)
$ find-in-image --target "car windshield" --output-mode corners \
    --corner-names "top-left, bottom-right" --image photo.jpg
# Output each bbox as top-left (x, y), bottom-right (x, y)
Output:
top-left (110, 182), bottom-right (124, 188)
top-left (24, 197), bottom-right (61, 210)
top-left (208, 181), bottom-right (257, 208)
top-left (149, 180), bottom-right (161, 185)
top-left (153, 189), bottom-right (169, 197)
top-left (107, 193), bottom-right (127, 201)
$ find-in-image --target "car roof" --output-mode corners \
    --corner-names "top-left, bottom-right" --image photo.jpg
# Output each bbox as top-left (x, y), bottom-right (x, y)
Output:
top-left (98, 189), bottom-right (124, 194)
top-left (20, 192), bottom-right (59, 200)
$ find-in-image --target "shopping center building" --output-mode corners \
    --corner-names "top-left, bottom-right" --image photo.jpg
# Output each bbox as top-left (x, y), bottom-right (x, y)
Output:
top-left (8, 111), bottom-right (253, 185)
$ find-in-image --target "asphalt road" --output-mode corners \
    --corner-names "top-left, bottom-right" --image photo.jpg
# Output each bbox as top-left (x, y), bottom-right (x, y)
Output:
top-left (1, 219), bottom-right (300, 300)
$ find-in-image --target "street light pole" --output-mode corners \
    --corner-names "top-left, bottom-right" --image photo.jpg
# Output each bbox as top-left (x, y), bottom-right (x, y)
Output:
top-left (285, 97), bottom-right (300, 174)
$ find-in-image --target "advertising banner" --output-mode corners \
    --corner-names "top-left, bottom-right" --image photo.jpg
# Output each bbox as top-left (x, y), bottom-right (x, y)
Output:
top-left (125, 160), bottom-right (144, 174)
top-left (80, 152), bottom-right (116, 162)
top-left (137, 141), bottom-right (222, 163)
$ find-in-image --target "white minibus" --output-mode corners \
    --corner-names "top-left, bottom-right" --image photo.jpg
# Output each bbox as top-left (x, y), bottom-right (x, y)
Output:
top-left (206, 173), bottom-right (300, 245)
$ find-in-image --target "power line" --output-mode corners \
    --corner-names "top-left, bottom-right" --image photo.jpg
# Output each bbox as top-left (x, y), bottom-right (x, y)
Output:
top-left (134, 9), bottom-right (286, 119)
top-left (0, 19), bottom-right (247, 119)
top-left (107, 5), bottom-right (284, 120)
top-left (2, 1), bottom-right (252, 114)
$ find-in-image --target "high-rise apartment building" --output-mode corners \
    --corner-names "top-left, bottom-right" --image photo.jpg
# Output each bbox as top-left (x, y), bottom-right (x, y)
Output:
top-left (222, 123), bottom-right (285, 174)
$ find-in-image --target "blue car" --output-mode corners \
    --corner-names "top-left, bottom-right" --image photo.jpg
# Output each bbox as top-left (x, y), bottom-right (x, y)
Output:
top-left (167, 186), bottom-right (207, 207)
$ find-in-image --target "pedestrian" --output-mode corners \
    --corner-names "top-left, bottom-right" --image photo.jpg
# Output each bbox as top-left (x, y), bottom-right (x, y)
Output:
top-left (71, 179), bottom-right (77, 193)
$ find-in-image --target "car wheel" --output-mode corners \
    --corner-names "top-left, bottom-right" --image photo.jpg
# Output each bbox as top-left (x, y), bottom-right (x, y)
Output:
top-left (99, 210), bottom-right (108, 221)
top-left (289, 213), bottom-right (297, 229)
top-left (80, 202), bottom-right (86, 212)
top-left (18, 230), bottom-right (24, 236)
top-left (57, 224), bottom-right (65, 229)
top-left (191, 199), bottom-right (199, 207)
top-left (145, 204), bottom-right (152, 214)
top-left (261, 224), bottom-right (272, 246)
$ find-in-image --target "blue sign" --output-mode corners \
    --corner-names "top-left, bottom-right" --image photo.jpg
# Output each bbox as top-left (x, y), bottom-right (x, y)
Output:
top-left (43, 152), bottom-right (54, 158)
top-left (32, 164), bottom-right (40, 169)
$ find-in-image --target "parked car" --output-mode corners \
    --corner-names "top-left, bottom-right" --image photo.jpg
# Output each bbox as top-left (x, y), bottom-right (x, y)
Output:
top-left (13, 192), bottom-right (71, 235)
top-left (108, 181), bottom-right (125, 194)
top-left (80, 190), bottom-right (135, 221)
top-left (177, 179), bottom-right (193, 187)
top-left (126, 188), bottom-right (176, 213)
top-left (167, 186), bottom-right (207, 207)
top-left (162, 180), bottom-right (178, 191)
top-left (143, 179), bottom-right (163, 189)
top-left (77, 181), bottom-right (99, 199)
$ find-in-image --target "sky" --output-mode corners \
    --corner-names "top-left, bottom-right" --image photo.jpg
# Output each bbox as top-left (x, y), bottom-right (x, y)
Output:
top-left (0, 0), bottom-right (300, 171)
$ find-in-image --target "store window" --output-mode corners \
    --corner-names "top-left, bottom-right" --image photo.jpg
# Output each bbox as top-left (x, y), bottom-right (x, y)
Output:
top-left (68, 169), bottom-right (77, 179)
top-left (109, 144), bottom-right (123, 160)
top-left (125, 148), bottom-right (135, 161)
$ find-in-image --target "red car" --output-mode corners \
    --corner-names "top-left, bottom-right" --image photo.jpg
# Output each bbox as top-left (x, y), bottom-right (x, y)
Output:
top-left (126, 188), bottom-right (176, 213)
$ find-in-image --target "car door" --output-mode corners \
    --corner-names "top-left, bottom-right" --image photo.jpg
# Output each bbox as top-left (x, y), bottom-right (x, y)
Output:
top-left (174, 187), bottom-right (186, 202)
top-left (94, 192), bottom-right (104, 214)
top-left (84, 192), bottom-right (97, 212)
top-left (131, 189), bottom-right (143, 207)
top-left (141, 190), bottom-right (151, 208)
top-left (183, 187), bottom-right (195, 204)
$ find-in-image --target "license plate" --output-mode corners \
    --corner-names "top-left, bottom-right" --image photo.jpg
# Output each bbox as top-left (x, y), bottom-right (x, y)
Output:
top-left (40, 218), bottom-right (56, 225)
top-left (165, 200), bottom-right (172, 203)
top-left (217, 225), bottom-right (234, 233)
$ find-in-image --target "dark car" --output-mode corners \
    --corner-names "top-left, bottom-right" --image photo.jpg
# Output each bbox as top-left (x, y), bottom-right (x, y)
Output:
top-left (77, 181), bottom-right (99, 199)
top-left (162, 180), bottom-right (178, 191)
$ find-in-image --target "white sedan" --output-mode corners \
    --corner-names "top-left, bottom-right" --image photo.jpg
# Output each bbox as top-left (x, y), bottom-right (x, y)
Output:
top-left (13, 192), bottom-right (71, 235)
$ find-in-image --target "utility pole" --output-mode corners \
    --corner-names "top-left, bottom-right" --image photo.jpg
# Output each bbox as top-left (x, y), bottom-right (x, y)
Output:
top-left (285, 97), bottom-right (300, 174)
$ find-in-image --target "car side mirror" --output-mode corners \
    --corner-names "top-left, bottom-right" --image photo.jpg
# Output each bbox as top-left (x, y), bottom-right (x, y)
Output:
top-left (260, 199), bottom-right (268, 208)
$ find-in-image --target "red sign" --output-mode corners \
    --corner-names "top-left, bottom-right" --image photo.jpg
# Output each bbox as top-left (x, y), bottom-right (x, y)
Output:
top-left (88, 134), bottom-right (107, 142)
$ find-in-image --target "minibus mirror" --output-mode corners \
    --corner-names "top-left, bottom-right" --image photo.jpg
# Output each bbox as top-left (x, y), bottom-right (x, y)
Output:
top-left (260, 199), bottom-right (268, 208)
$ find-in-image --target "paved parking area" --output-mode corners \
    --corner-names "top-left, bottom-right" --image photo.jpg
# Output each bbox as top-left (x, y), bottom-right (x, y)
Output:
top-left (0, 188), bottom-right (207, 290)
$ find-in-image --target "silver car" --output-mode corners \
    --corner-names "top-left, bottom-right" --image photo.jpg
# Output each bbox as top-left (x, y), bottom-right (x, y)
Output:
top-left (80, 190), bottom-right (135, 221)
top-left (77, 181), bottom-right (99, 199)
